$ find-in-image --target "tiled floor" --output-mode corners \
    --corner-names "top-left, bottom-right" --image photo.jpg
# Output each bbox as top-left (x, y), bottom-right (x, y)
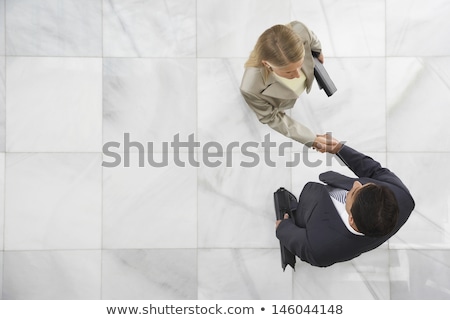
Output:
top-left (1, 0), bottom-right (450, 300)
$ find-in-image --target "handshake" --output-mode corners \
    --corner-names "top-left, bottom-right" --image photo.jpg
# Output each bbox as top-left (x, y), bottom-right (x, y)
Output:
top-left (312, 133), bottom-right (343, 154)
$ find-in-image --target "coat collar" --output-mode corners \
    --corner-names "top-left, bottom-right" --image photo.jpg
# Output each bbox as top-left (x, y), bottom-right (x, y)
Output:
top-left (259, 67), bottom-right (301, 100)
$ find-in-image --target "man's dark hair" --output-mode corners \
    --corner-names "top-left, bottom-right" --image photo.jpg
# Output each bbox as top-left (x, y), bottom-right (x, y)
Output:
top-left (351, 184), bottom-right (399, 237)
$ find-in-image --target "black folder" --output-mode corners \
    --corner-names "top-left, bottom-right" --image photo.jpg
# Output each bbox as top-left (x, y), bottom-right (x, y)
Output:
top-left (273, 187), bottom-right (297, 271)
top-left (313, 57), bottom-right (337, 97)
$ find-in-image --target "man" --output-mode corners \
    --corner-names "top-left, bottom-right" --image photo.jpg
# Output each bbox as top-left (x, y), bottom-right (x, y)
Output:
top-left (275, 136), bottom-right (415, 267)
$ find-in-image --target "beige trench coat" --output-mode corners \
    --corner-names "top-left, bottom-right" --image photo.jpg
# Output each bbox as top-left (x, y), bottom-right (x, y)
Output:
top-left (240, 21), bottom-right (322, 146)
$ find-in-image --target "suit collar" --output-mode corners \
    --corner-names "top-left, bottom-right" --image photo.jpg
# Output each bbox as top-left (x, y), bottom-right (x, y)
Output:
top-left (319, 171), bottom-right (356, 190)
top-left (319, 171), bottom-right (385, 192)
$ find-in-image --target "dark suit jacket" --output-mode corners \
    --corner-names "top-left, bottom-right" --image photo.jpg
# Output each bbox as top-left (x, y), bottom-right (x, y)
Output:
top-left (276, 145), bottom-right (415, 267)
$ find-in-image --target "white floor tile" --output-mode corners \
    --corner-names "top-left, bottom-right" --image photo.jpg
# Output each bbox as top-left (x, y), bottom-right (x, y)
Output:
top-left (387, 57), bottom-right (450, 152)
top-left (388, 153), bottom-right (450, 249)
top-left (197, 0), bottom-right (290, 58)
top-left (198, 152), bottom-right (291, 248)
top-left (0, 252), bottom-right (3, 300)
top-left (293, 249), bottom-right (390, 299)
top-left (102, 249), bottom-right (197, 299)
top-left (4, 153), bottom-right (102, 250)
top-left (3, 250), bottom-right (101, 299)
top-left (6, 0), bottom-right (102, 56)
top-left (103, 58), bottom-right (197, 153)
top-left (103, 0), bottom-right (196, 57)
top-left (198, 249), bottom-right (292, 299)
top-left (387, 0), bottom-right (450, 56)
top-left (103, 153), bottom-right (197, 249)
top-left (0, 56), bottom-right (5, 152)
top-left (6, 57), bottom-right (102, 152)
top-left (0, 153), bottom-right (4, 250)
top-left (390, 249), bottom-right (450, 299)
top-left (290, 0), bottom-right (385, 57)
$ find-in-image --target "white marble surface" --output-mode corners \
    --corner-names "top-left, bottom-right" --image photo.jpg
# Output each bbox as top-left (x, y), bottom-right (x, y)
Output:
top-left (102, 249), bottom-right (197, 299)
top-left (387, 153), bottom-right (450, 249)
top-left (197, 0), bottom-right (291, 58)
top-left (103, 58), bottom-right (197, 153)
top-left (0, 153), bottom-right (4, 251)
top-left (390, 250), bottom-right (450, 299)
top-left (1, 0), bottom-right (450, 300)
top-left (293, 249), bottom-right (390, 299)
top-left (198, 152), bottom-right (291, 249)
top-left (3, 250), bottom-right (101, 299)
top-left (6, 57), bottom-right (102, 152)
top-left (0, 252), bottom-right (3, 300)
top-left (0, 56), bottom-right (4, 152)
top-left (103, 0), bottom-right (196, 57)
top-left (103, 153), bottom-right (197, 249)
top-left (198, 0), bottom-right (386, 58)
top-left (198, 249), bottom-right (292, 299)
top-left (387, 57), bottom-right (450, 152)
top-left (6, 0), bottom-right (102, 57)
top-left (290, 0), bottom-right (386, 57)
top-left (386, 0), bottom-right (450, 56)
top-left (0, 0), bottom-right (4, 55)
top-left (4, 153), bottom-right (102, 250)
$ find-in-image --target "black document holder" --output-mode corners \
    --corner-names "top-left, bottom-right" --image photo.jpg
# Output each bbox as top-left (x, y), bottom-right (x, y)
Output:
top-left (274, 187), bottom-right (297, 271)
top-left (313, 57), bottom-right (337, 97)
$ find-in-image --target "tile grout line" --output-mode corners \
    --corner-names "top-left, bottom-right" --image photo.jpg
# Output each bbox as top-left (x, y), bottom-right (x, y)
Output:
top-left (384, 0), bottom-right (393, 299)
top-left (100, 0), bottom-right (104, 300)
top-left (195, 0), bottom-right (200, 300)
top-left (1, 0), bottom-right (6, 300)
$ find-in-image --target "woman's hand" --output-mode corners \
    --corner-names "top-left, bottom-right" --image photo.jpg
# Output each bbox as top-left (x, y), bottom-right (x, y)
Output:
top-left (317, 52), bottom-right (324, 64)
top-left (313, 134), bottom-right (342, 153)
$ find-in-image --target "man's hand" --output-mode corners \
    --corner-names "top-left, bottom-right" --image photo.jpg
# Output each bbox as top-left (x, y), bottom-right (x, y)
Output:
top-left (313, 133), bottom-right (343, 154)
top-left (276, 213), bottom-right (290, 229)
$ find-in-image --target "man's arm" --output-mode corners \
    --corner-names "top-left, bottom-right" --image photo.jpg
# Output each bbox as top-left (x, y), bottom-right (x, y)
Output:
top-left (337, 144), bottom-right (408, 189)
top-left (324, 135), bottom-right (413, 197)
top-left (276, 216), bottom-right (316, 265)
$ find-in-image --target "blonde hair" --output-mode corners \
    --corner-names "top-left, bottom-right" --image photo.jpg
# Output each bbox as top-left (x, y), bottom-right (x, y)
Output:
top-left (245, 24), bottom-right (305, 74)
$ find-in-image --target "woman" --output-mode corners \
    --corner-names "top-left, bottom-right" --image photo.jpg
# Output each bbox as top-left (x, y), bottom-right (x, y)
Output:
top-left (240, 21), bottom-right (330, 151)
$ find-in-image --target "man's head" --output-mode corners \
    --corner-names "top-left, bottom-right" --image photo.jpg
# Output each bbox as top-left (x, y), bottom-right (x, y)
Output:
top-left (345, 181), bottom-right (399, 237)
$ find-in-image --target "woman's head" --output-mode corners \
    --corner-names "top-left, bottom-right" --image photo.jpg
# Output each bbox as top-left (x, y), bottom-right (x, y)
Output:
top-left (245, 24), bottom-right (305, 77)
